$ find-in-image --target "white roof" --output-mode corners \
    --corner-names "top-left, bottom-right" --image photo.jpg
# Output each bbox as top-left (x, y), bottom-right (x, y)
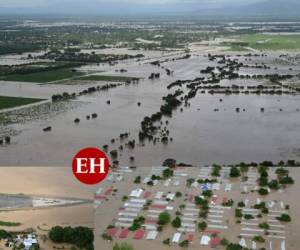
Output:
top-left (200, 235), bottom-right (210, 245)
top-left (166, 193), bottom-right (175, 200)
top-left (130, 188), bottom-right (143, 198)
top-left (239, 238), bottom-right (247, 247)
top-left (155, 191), bottom-right (164, 199)
top-left (172, 232), bottom-right (181, 243)
top-left (146, 231), bottom-right (158, 240)
top-left (130, 198), bottom-right (146, 204)
top-left (124, 202), bottom-right (143, 208)
top-left (166, 206), bottom-right (174, 211)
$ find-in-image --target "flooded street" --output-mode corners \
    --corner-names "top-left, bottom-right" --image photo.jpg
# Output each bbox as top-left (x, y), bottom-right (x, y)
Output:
top-left (0, 51), bottom-right (300, 166)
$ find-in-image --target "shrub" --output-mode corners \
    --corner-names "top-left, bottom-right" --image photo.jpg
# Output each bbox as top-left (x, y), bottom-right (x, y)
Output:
top-left (253, 235), bottom-right (265, 243)
top-left (259, 222), bottom-right (269, 230)
top-left (113, 243), bottom-right (134, 250)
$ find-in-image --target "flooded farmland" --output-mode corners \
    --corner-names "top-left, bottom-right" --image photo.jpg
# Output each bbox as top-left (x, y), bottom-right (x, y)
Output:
top-left (0, 50), bottom-right (300, 166)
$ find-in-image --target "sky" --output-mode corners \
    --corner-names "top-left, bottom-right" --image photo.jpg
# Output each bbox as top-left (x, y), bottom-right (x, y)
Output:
top-left (1, 0), bottom-right (297, 15)
top-left (0, 0), bottom-right (265, 13)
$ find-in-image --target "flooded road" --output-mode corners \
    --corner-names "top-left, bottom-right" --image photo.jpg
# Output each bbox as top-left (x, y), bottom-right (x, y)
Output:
top-left (0, 51), bottom-right (300, 166)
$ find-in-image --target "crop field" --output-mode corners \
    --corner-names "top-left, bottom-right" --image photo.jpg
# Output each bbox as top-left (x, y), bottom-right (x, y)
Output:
top-left (228, 34), bottom-right (300, 51)
top-left (0, 68), bottom-right (84, 83)
top-left (0, 96), bottom-right (44, 110)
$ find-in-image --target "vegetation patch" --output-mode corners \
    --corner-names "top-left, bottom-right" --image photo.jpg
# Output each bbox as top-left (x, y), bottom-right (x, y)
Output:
top-left (228, 34), bottom-right (300, 51)
top-left (0, 221), bottom-right (21, 227)
top-left (1, 67), bottom-right (84, 83)
top-left (0, 96), bottom-right (44, 110)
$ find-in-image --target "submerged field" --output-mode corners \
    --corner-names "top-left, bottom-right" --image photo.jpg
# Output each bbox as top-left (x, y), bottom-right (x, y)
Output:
top-left (0, 96), bottom-right (44, 110)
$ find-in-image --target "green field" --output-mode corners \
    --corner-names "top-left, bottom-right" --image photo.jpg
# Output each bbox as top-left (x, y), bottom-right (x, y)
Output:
top-left (1, 68), bottom-right (84, 83)
top-left (228, 34), bottom-right (300, 51)
top-left (0, 96), bottom-right (44, 110)
top-left (0, 221), bottom-right (22, 227)
top-left (76, 75), bottom-right (136, 82)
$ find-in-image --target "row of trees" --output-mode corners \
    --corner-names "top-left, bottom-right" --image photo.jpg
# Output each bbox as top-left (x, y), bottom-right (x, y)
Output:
top-left (49, 226), bottom-right (94, 250)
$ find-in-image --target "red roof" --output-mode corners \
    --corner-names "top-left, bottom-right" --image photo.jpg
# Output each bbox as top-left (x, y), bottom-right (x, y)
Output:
top-left (210, 237), bottom-right (221, 248)
top-left (107, 228), bottom-right (117, 237)
top-left (119, 229), bottom-right (129, 239)
top-left (150, 204), bottom-right (166, 210)
top-left (133, 229), bottom-right (145, 240)
top-left (187, 234), bottom-right (194, 243)
top-left (188, 195), bottom-right (194, 202)
top-left (105, 189), bottom-right (113, 196)
top-left (212, 196), bottom-right (218, 202)
top-left (94, 195), bottom-right (106, 200)
top-left (144, 191), bottom-right (151, 199)
top-left (145, 219), bottom-right (157, 224)
top-left (204, 230), bottom-right (220, 235)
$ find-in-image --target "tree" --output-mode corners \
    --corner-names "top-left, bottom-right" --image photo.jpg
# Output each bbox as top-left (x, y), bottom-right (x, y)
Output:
top-left (268, 179), bottom-right (279, 190)
top-left (258, 177), bottom-right (268, 187)
top-left (276, 214), bottom-right (291, 222)
top-left (226, 243), bottom-right (243, 250)
top-left (211, 165), bottom-right (221, 177)
top-left (221, 238), bottom-right (229, 246)
top-left (235, 209), bottom-right (243, 218)
top-left (258, 188), bottom-right (269, 195)
top-left (237, 201), bottom-right (245, 207)
top-left (158, 212), bottom-right (171, 225)
top-left (179, 240), bottom-right (189, 248)
top-left (202, 190), bottom-right (213, 198)
top-left (49, 226), bottom-right (64, 243)
top-left (162, 168), bottom-right (174, 179)
top-left (163, 238), bottom-right (170, 245)
top-left (279, 176), bottom-right (294, 185)
top-left (134, 176), bottom-right (141, 184)
top-left (198, 221), bottom-right (207, 231)
top-left (229, 166), bottom-right (240, 178)
top-left (113, 243), bottom-right (134, 250)
top-left (175, 191), bottom-right (182, 198)
top-left (172, 217), bottom-right (181, 228)
top-left (244, 214), bottom-right (254, 220)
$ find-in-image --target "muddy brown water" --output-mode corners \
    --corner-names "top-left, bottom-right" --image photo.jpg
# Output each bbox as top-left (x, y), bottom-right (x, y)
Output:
top-left (0, 52), bottom-right (300, 166)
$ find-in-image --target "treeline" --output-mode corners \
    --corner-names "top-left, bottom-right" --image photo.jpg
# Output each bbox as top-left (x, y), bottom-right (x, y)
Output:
top-left (49, 226), bottom-right (94, 250)
top-left (39, 50), bottom-right (144, 63)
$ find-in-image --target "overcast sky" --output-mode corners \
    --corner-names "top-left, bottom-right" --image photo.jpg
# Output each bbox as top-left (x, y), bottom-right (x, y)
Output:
top-left (0, 0), bottom-right (264, 8)
top-left (0, 0), bottom-right (274, 14)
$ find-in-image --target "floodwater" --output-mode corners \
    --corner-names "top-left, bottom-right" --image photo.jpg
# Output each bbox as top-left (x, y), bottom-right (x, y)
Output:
top-left (0, 51), bottom-right (300, 166)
